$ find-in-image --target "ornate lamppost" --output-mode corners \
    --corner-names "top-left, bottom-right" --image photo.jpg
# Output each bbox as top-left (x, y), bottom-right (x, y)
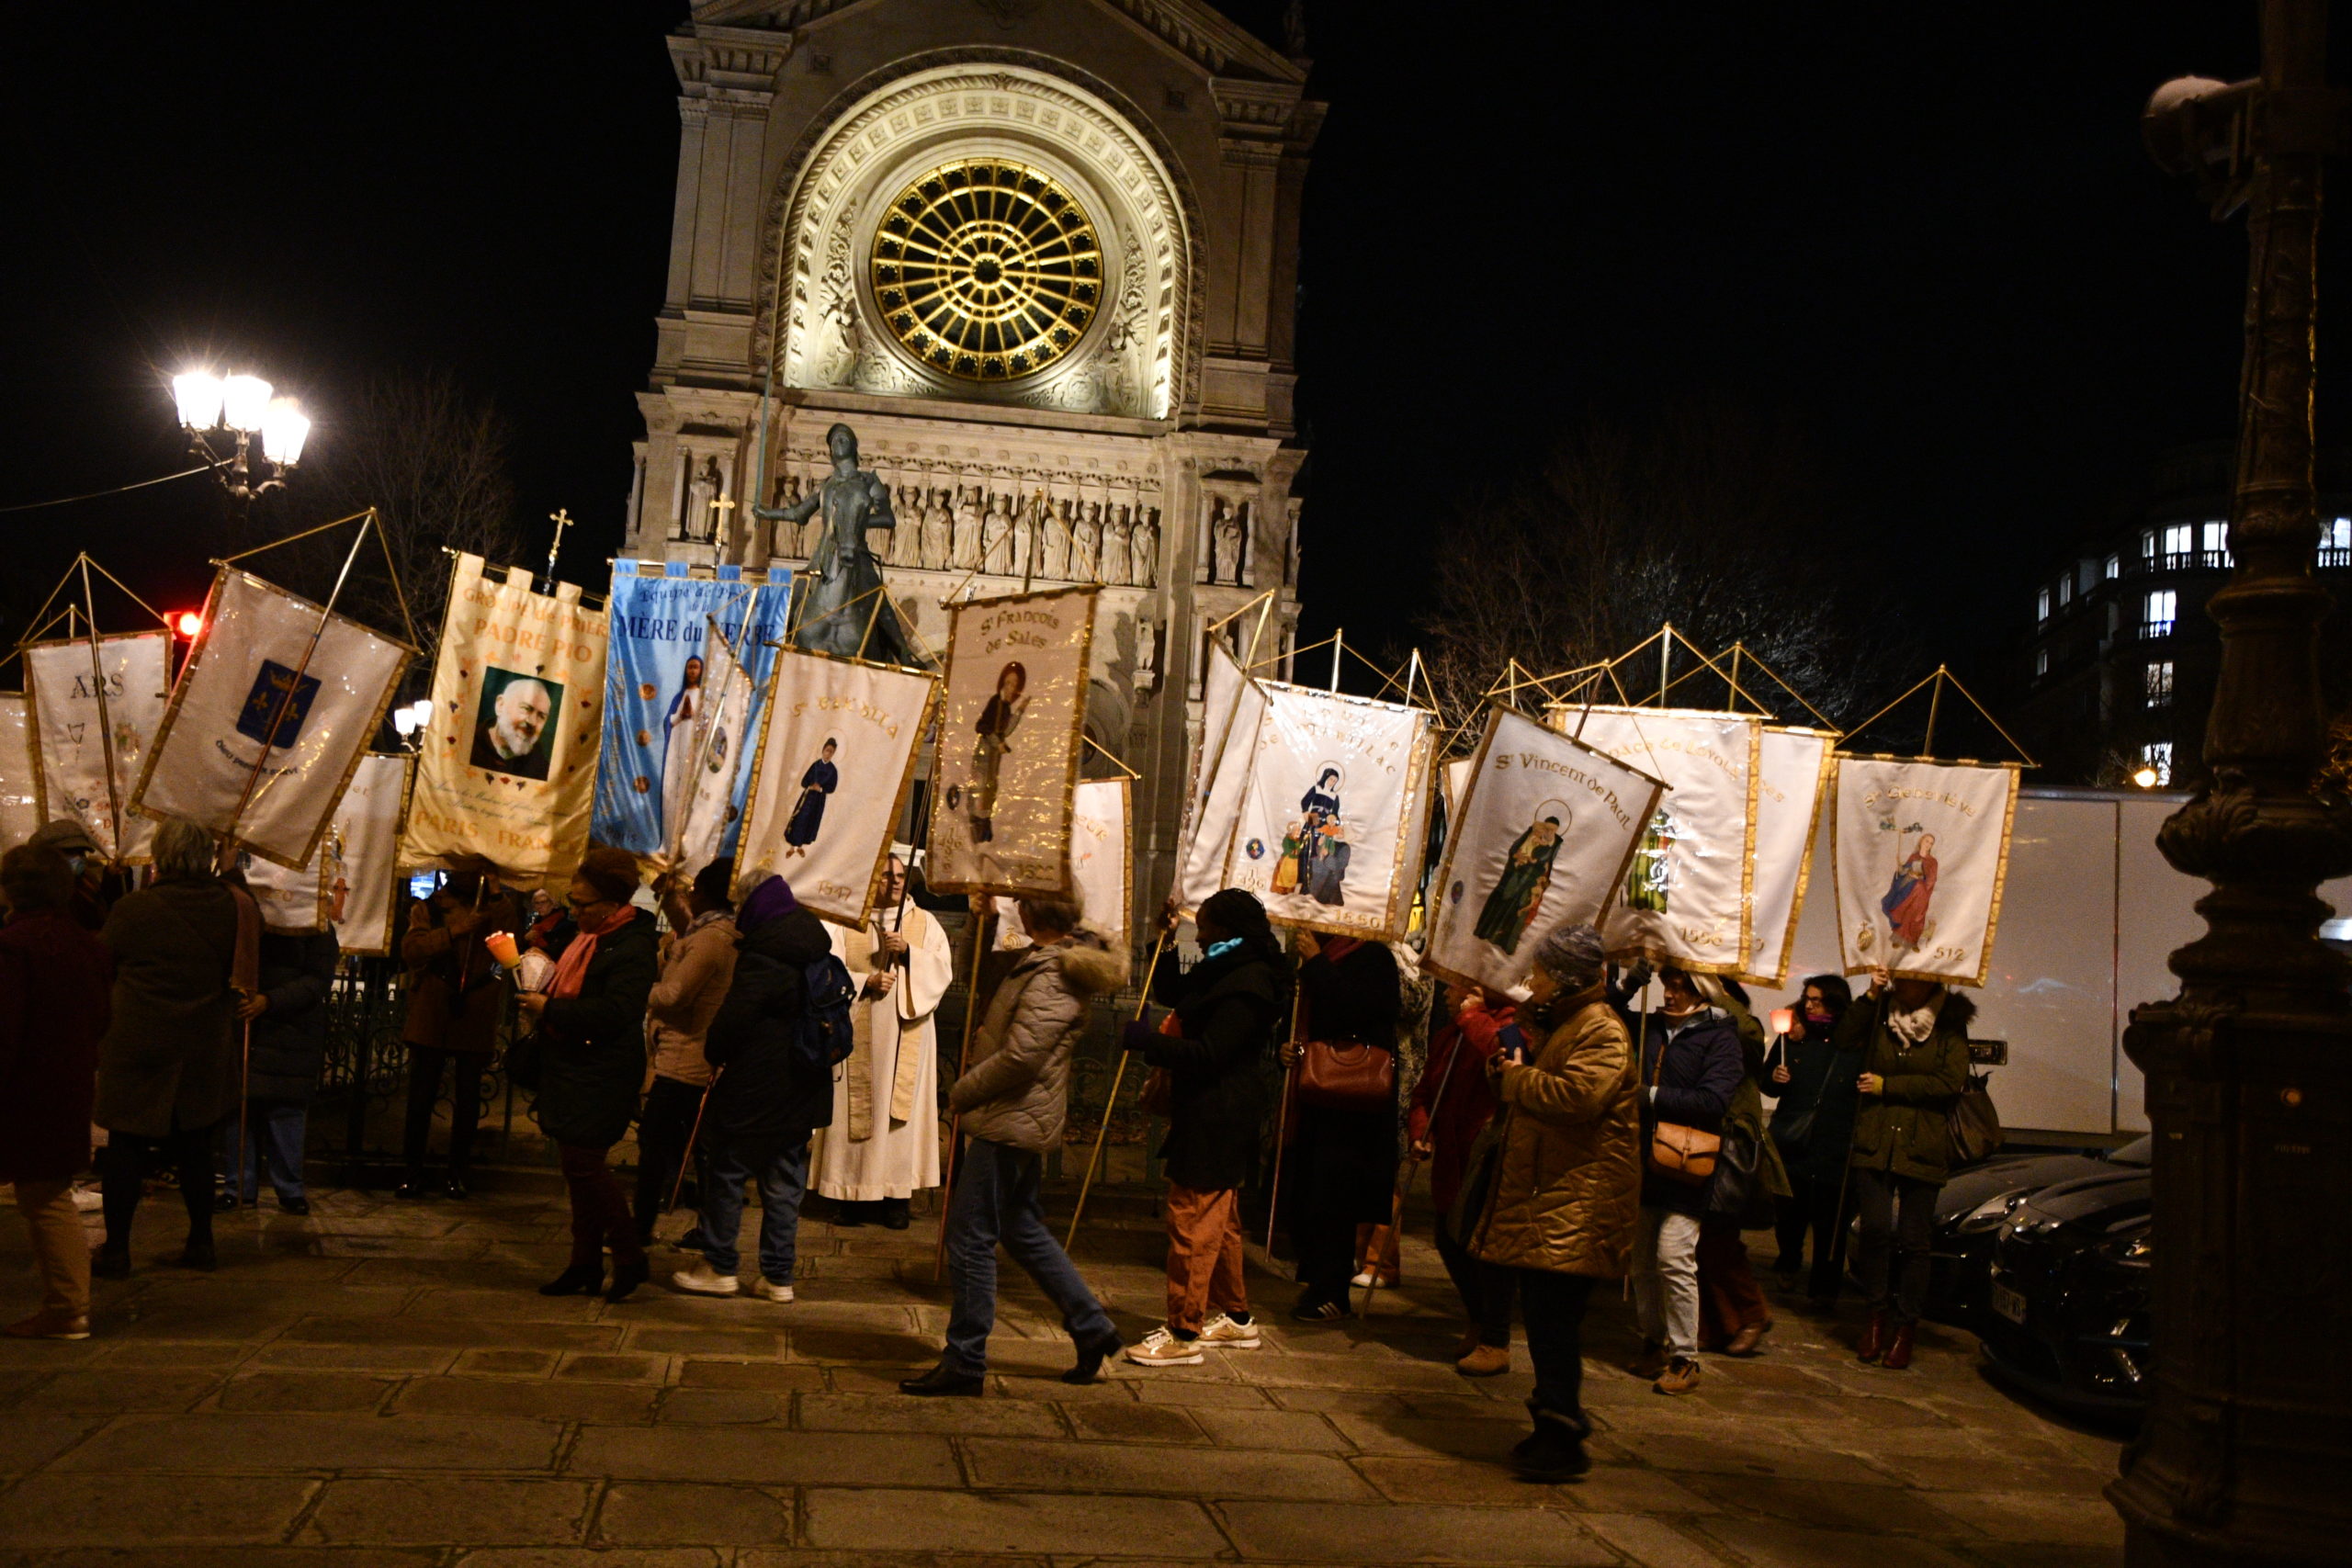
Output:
top-left (2120, 4), bottom-right (2352, 1563)
top-left (171, 368), bottom-right (311, 516)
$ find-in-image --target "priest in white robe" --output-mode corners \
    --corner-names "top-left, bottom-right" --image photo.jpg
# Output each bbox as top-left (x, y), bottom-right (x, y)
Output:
top-left (812, 852), bottom-right (950, 1227)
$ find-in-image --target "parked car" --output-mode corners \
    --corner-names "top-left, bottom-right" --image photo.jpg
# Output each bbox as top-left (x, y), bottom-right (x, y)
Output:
top-left (1976, 1155), bottom-right (2154, 1419)
top-left (1927, 1135), bottom-right (2151, 1327)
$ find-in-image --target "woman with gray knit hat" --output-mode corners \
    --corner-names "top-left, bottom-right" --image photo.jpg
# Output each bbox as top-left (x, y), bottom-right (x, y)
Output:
top-left (1464, 921), bottom-right (1641, 1482)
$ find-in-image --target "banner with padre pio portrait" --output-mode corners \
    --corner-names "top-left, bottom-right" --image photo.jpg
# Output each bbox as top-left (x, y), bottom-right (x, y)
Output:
top-left (1220, 679), bottom-right (1437, 941)
top-left (22, 630), bottom-right (173, 863)
top-left (1739, 727), bottom-right (1837, 987)
top-left (401, 555), bottom-right (609, 887)
top-left (1562, 705), bottom-right (1761, 975)
top-left (131, 569), bottom-right (413, 869)
top-left (0, 694), bottom-right (40, 850)
top-left (1424, 705), bottom-right (1665, 993)
top-left (592, 566), bottom-right (791, 865)
top-left (1832, 756), bottom-right (2020, 986)
top-left (737, 646), bottom-right (938, 927)
top-left (925, 585), bottom-right (1099, 897)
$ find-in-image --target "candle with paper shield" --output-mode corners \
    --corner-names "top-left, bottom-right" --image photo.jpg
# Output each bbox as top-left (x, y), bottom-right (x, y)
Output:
top-left (1770, 1007), bottom-right (1794, 1036)
top-left (483, 931), bottom-right (521, 969)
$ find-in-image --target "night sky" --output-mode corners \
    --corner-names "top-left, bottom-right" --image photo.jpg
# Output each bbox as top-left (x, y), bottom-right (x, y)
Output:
top-left (0, 4), bottom-right (2329, 709)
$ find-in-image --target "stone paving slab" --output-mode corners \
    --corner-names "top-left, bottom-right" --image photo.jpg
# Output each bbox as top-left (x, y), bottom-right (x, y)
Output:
top-left (0, 1185), bottom-right (2128, 1565)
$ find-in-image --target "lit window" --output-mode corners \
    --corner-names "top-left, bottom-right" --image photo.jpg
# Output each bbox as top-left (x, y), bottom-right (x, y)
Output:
top-left (2036, 649), bottom-right (2050, 678)
top-left (2145, 660), bottom-right (2174, 708)
top-left (2141, 740), bottom-right (2174, 785)
top-left (2037, 587), bottom-right (2052, 624)
top-left (2161, 523), bottom-right (2194, 561)
top-left (2057, 574), bottom-right (2073, 606)
top-left (2324, 518), bottom-right (2352, 566)
top-left (2141, 529), bottom-right (2156, 560)
top-left (2202, 520), bottom-right (2232, 566)
top-left (2104, 553), bottom-right (2121, 580)
top-left (2144, 589), bottom-right (2177, 636)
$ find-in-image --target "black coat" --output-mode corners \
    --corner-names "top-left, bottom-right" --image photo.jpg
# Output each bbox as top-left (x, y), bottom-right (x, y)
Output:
top-left (1146, 942), bottom-right (1289, 1190)
top-left (1291, 941), bottom-right (1402, 1224)
top-left (533, 912), bottom-right (658, 1149)
top-left (1633, 1010), bottom-right (1745, 1215)
top-left (702, 908), bottom-right (836, 1162)
top-left (246, 928), bottom-right (339, 1102)
top-left (1763, 1012), bottom-right (1861, 1186)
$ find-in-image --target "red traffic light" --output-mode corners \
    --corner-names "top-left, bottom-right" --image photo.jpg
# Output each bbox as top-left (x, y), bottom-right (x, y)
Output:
top-left (173, 611), bottom-right (204, 639)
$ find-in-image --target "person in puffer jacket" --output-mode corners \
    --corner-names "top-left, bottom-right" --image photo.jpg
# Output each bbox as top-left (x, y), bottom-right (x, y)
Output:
top-left (901, 894), bottom-right (1129, 1397)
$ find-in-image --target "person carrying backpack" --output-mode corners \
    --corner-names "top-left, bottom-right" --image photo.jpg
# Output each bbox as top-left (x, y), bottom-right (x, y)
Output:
top-left (673, 874), bottom-right (850, 1303)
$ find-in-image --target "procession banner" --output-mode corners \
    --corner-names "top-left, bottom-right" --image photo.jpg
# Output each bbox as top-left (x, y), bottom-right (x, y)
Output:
top-left (131, 569), bottom-right (413, 869)
top-left (1424, 705), bottom-right (1665, 993)
top-left (1740, 727), bottom-right (1838, 987)
top-left (22, 630), bottom-right (172, 863)
top-left (996, 776), bottom-right (1132, 952)
top-left (1177, 672), bottom-right (1268, 917)
top-left (592, 566), bottom-right (791, 864)
top-left (736, 645), bottom-right (937, 927)
top-left (0, 694), bottom-right (38, 849)
top-left (1564, 705), bottom-right (1761, 975)
top-left (671, 619), bottom-right (758, 883)
top-left (1174, 639), bottom-right (1249, 909)
top-left (925, 585), bottom-right (1098, 897)
top-left (243, 840), bottom-right (337, 933)
top-left (400, 556), bottom-right (608, 887)
top-left (1220, 679), bottom-right (1436, 941)
top-left (335, 751), bottom-right (412, 955)
top-left (1832, 756), bottom-right (2020, 986)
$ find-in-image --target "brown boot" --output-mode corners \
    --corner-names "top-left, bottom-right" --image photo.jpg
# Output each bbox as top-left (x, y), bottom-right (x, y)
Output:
top-left (1653, 1355), bottom-right (1702, 1395)
top-left (1858, 1311), bottom-right (1888, 1364)
top-left (1623, 1340), bottom-right (1668, 1380)
top-left (1881, 1322), bottom-right (1917, 1371)
top-left (1456, 1343), bottom-right (1511, 1378)
top-left (6, 1309), bottom-right (91, 1341)
top-left (1724, 1321), bottom-right (1770, 1357)
top-left (1454, 1327), bottom-right (1482, 1361)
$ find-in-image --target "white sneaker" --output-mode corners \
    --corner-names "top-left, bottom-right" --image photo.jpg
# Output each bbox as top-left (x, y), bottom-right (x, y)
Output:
top-left (671, 1263), bottom-right (740, 1296)
top-left (1198, 1313), bottom-right (1261, 1348)
top-left (1351, 1269), bottom-right (1376, 1288)
top-left (1124, 1326), bottom-right (1205, 1367)
top-left (752, 1279), bottom-right (795, 1303)
top-left (69, 1184), bottom-right (103, 1213)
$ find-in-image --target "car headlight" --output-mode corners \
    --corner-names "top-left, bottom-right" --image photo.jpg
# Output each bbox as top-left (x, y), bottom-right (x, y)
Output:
top-left (1962, 1190), bottom-right (2030, 1232)
top-left (2098, 1233), bottom-right (2153, 1268)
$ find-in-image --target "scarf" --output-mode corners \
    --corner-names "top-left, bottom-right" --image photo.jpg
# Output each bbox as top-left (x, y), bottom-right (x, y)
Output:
top-left (737, 874), bottom-right (799, 934)
top-left (549, 904), bottom-right (636, 1000)
top-left (1887, 988), bottom-right (1945, 1045)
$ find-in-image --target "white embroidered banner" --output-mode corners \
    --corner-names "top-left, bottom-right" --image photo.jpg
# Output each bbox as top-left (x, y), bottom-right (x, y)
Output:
top-left (1424, 705), bottom-right (1665, 993)
top-left (1175, 638), bottom-right (1249, 910)
top-left (400, 556), bottom-right (609, 887)
top-left (926, 585), bottom-right (1098, 897)
top-left (996, 775), bottom-right (1133, 953)
top-left (0, 694), bottom-right (39, 850)
top-left (738, 646), bottom-right (937, 927)
top-left (1564, 705), bottom-right (1761, 975)
top-left (241, 752), bottom-right (411, 946)
top-left (1220, 680), bottom-right (1435, 941)
top-left (1833, 756), bottom-right (2020, 985)
top-left (23, 630), bottom-right (172, 863)
top-left (670, 619), bottom-right (759, 883)
top-left (132, 569), bottom-right (412, 869)
top-left (1741, 727), bottom-right (1837, 987)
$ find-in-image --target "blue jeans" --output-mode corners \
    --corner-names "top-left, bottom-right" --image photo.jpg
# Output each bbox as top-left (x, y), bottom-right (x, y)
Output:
top-left (219, 1099), bottom-right (308, 1204)
top-left (944, 1137), bottom-right (1116, 1374)
top-left (699, 1136), bottom-right (810, 1284)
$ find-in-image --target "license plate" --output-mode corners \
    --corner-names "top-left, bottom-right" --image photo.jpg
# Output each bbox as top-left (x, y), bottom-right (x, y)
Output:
top-left (1991, 1282), bottom-right (2028, 1325)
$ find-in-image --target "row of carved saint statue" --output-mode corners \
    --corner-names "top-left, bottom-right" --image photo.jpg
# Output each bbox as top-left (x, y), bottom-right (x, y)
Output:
top-left (770, 476), bottom-right (1165, 587)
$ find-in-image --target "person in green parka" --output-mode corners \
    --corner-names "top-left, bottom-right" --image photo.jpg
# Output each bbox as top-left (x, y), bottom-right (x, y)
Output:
top-left (1840, 964), bottom-right (1973, 1371)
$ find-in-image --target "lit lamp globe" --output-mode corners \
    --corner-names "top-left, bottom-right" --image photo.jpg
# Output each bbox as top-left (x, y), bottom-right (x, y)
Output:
top-left (220, 374), bottom-right (274, 433)
top-left (2132, 766), bottom-right (2162, 789)
top-left (260, 399), bottom-right (311, 467)
top-left (392, 705), bottom-right (420, 739)
top-left (173, 370), bottom-right (225, 431)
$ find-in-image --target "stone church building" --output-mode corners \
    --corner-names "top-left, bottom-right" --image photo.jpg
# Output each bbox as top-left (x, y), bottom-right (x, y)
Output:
top-left (618, 0), bottom-right (1320, 929)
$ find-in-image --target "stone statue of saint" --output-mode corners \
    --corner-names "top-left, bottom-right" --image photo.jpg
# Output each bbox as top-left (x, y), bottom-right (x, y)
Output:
top-left (773, 423), bottom-right (923, 667)
top-left (1102, 503), bottom-right (1134, 586)
top-left (1133, 506), bottom-right (1160, 587)
top-left (1210, 498), bottom-right (1246, 584)
top-left (951, 486), bottom-right (983, 571)
top-left (1042, 498), bottom-right (1073, 581)
top-left (988, 492), bottom-right (1018, 576)
top-left (920, 488), bottom-right (952, 570)
top-left (1070, 501), bottom-right (1102, 582)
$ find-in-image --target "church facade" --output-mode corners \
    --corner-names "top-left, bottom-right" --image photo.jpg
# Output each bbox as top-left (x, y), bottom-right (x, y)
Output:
top-left (620, 0), bottom-right (1321, 931)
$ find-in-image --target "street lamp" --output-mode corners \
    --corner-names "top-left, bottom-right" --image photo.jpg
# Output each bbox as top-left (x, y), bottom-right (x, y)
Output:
top-left (173, 368), bottom-right (310, 515)
top-left (2131, 765), bottom-right (2162, 789)
top-left (390, 697), bottom-right (433, 750)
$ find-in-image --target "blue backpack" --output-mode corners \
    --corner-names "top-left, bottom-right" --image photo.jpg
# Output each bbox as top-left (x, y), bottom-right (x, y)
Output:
top-left (796, 952), bottom-right (859, 1074)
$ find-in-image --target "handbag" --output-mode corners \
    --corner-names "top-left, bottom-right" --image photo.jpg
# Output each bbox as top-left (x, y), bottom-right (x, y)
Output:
top-left (1948, 1069), bottom-right (2003, 1165)
top-left (1294, 1038), bottom-right (1395, 1111)
top-left (1645, 1026), bottom-right (1720, 1185)
top-left (1136, 1010), bottom-right (1182, 1118)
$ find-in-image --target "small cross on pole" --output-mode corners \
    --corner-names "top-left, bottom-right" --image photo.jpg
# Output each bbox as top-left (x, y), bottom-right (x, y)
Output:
top-left (709, 492), bottom-right (736, 544)
top-left (546, 507), bottom-right (572, 581)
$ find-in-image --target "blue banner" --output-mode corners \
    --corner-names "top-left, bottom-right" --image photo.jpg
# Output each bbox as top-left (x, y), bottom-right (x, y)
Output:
top-left (592, 566), bottom-right (793, 860)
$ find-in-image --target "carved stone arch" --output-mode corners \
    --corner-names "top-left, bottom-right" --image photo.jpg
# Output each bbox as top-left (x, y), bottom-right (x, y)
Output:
top-left (755, 49), bottom-right (1206, 422)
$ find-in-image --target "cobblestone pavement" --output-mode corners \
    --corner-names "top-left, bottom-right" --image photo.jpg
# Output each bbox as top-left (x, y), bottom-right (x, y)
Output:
top-left (0, 1183), bottom-right (2125, 1567)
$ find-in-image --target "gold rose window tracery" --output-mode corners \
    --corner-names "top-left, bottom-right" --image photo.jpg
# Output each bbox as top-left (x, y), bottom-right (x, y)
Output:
top-left (870, 158), bottom-right (1102, 381)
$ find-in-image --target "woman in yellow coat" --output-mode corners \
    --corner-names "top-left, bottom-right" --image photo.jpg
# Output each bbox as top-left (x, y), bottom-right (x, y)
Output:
top-left (1467, 922), bottom-right (1641, 1482)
